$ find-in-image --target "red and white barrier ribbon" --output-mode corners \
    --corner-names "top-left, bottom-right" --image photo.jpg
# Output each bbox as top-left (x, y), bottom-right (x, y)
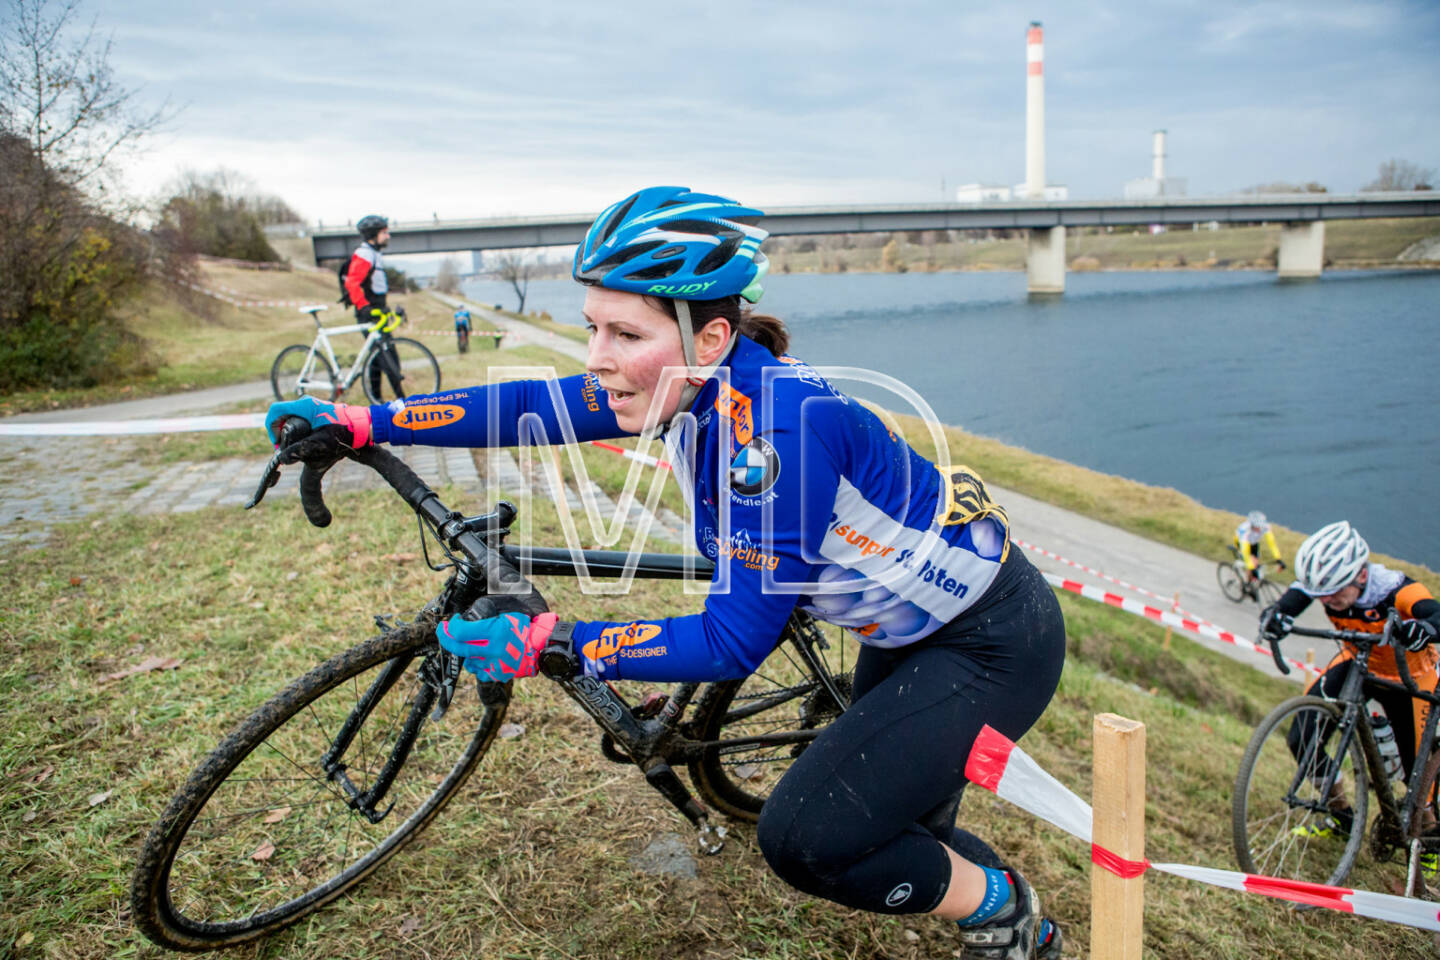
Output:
top-left (1013, 538), bottom-right (1225, 632)
top-left (966, 725), bottom-right (1440, 931)
top-left (0, 414), bottom-right (264, 437)
top-left (1043, 572), bottom-right (1321, 677)
top-left (588, 440), bottom-right (673, 472)
top-left (408, 329), bottom-right (507, 339)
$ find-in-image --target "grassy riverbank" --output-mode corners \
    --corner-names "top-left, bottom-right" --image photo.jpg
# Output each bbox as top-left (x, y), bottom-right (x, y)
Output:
top-left (767, 216), bottom-right (1440, 274)
top-left (2, 473), bottom-right (1431, 958)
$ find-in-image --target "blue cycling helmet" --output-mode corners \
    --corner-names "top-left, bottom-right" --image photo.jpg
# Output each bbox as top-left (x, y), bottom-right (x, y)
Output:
top-left (573, 186), bottom-right (769, 304)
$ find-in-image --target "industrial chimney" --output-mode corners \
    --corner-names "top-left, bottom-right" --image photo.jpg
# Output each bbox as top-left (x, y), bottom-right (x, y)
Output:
top-left (1152, 129), bottom-right (1167, 181)
top-left (1025, 21), bottom-right (1045, 199)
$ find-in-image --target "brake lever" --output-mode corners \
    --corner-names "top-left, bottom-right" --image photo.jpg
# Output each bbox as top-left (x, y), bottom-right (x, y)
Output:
top-left (244, 418), bottom-right (313, 510)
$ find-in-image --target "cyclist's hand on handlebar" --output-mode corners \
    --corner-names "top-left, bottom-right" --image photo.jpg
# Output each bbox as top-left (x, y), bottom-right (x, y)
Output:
top-left (1276, 559), bottom-right (1287, 571)
top-left (436, 608), bottom-right (559, 681)
top-left (1398, 618), bottom-right (1439, 653)
top-left (264, 396), bottom-right (372, 448)
top-left (1260, 603), bottom-right (1293, 642)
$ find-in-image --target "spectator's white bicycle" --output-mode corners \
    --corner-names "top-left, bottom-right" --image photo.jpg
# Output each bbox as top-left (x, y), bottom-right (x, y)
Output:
top-left (270, 305), bottom-right (440, 403)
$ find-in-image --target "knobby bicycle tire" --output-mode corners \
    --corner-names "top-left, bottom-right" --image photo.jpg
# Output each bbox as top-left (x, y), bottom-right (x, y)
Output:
top-left (688, 622), bottom-right (854, 820)
top-left (1216, 561), bottom-right (1246, 603)
top-left (362, 337), bottom-right (441, 403)
top-left (131, 617), bottom-right (510, 951)
top-left (1233, 695), bottom-right (1369, 888)
top-left (271, 344), bottom-right (339, 402)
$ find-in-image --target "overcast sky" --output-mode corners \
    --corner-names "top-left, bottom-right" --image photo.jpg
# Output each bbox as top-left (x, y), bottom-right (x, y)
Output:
top-left (95, 0), bottom-right (1440, 226)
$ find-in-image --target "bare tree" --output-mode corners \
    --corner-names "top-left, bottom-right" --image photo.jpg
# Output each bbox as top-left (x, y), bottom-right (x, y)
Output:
top-left (434, 256), bottom-right (461, 295)
top-left (495, 249), bottom-right (532, 313)
top-left (0, 0), bottom-right (171, 192)
top-left (1362, 159), bottom-right (1435, 192)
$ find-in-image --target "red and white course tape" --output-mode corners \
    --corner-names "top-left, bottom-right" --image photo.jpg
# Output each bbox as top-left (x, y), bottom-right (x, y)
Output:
top-left (0, 414), bottom-right (264, 437)
top-left (1013, 537), bottom-right (1227, 633)
top-left (966, 724), bottom-right (1440, 931)
top-left (1043, 572), bottom-right (1320, 677)
top-left (588, 440), bottom-right (672, 471)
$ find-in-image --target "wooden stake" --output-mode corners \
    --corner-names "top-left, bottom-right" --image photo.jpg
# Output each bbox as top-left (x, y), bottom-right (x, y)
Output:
top-left (1161, 593), bottom-right (1179, 651)
top-left (1092, 713), bottom-right (1146, 960)
top-left (1305, 647), bottom-right (1315, 670)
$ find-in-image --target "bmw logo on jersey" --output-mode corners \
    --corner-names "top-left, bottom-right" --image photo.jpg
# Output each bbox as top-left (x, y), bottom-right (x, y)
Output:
top-left (729, 436), bottom-right (780, 497)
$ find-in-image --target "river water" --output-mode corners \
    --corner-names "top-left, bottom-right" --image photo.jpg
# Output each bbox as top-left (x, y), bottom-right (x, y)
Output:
top-left (461, 269), bottom-right (1440, 570)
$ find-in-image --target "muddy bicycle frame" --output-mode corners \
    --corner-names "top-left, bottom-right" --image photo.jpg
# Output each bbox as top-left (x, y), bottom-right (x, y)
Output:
top-left (248, 425), bottom-right (846, 854)
top-left (1267, 616), bottom-right (1440, 868)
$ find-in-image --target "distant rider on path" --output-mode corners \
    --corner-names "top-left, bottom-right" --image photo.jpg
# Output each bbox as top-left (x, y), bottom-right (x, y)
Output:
top-left (1235, 510), bottom-right (1284, 581)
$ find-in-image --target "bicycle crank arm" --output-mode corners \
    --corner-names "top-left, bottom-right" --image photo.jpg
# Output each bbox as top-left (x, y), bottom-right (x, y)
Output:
top-left (641, 760), bottom-right (726, 854)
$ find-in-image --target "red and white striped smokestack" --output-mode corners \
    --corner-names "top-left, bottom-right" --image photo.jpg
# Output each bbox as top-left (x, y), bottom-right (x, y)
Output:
top-left (1025, 20), bottom-right (1045, 200)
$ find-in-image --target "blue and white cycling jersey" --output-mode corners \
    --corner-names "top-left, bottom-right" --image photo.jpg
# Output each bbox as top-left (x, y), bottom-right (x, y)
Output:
top-left (368, 335), bottom-right (1009, 681)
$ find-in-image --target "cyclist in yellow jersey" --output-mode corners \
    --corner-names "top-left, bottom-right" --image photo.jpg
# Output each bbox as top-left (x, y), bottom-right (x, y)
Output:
top-left (1235, 510), bottom-right (1284, 581)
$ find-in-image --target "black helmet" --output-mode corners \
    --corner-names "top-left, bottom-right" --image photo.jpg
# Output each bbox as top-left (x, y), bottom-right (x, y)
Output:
top-left (357, 215), bottom-right (389, 242)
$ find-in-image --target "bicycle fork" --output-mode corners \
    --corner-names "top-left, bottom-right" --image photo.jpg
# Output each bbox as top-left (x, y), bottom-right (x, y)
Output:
top-left (320, 652), bottom-right (431, 824)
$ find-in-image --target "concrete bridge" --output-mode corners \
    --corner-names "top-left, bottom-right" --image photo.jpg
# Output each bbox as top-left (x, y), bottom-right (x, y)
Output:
top-left (311, 192), bottom-right (1439, 295)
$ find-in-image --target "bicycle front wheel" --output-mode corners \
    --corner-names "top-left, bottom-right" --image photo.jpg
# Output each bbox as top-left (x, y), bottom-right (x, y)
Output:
top-left (271, 344), bottom-right (338, 402)
top-left (363, 337), bottom-right (440, 403)
top-left (688, 614), bottom-right (856, 820)
top-left (1217, 561), bottom-right (1246, 603)
top-left (1233, 695), bottom-right (1368, 887)
top-left (131, 616), bottom-right (510, 951)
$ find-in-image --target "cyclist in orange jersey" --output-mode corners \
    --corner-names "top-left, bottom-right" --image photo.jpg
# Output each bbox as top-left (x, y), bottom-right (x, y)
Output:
top-left (1262, 521), bottom-right (1440, 782)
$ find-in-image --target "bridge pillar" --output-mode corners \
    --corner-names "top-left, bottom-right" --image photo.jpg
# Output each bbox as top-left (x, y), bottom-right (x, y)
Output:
top-left (1027, 226), bottom-right (1066, 296)
top-left (1277, 221), bottom-right (1325, 279)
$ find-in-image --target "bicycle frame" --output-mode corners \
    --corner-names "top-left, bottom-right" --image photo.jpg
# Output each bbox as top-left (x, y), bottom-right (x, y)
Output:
top-left (292, 312), bottom-right (390, 395)
top-left (1283, 617), bottom-right (1440, 861)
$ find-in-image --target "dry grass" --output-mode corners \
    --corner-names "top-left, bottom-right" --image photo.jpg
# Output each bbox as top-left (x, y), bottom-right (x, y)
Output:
top-left (1, 471), bottom-right (1431, 959)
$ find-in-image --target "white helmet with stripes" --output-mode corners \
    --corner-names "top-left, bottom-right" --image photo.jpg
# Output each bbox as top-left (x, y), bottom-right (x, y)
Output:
top-left (1294, 521), bottom-right (1369, 597)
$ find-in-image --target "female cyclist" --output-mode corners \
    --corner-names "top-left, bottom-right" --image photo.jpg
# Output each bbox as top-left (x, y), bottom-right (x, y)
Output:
top-left (265, 187), bottom-right (1066, 959)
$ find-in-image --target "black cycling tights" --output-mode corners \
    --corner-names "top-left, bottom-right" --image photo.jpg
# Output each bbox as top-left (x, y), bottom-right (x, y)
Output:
top-left (1292, 662), bottom-right (1424, 779)
top-left (756, 552), bottom-right (1066, 915)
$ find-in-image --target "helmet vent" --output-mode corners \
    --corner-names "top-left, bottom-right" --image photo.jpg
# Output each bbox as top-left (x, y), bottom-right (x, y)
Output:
top-left (585, 240), bottom-right (664, 275)
top-left (696, 237), bottom-right (740, 275)
top-left (597, 196), bottom-right (639, 248)
top-left (627, 261), bottom-right (684, 281)
top-left (663, 218), bottom-right (736, 239)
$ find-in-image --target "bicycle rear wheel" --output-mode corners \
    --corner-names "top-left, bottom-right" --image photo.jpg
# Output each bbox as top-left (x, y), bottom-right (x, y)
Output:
top-left (131, 616), bottom-right (510, 951)
top-left (1256, 577), bottom-right (1285, 607)
top-left (363, 337), bottom-right (440, 403)
top-left (1233, 695), bottom-right (1368, 887)
top-left (688, 614), bottom-right (856, 820)
top-left (271, 344), bottom-right (338, 402)
top-left (1217, 561), bottom-right (1246, 603)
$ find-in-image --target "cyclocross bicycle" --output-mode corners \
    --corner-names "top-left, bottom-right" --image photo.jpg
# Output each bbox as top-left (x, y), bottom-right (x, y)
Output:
top-left (1216, 544), bottom-right (1285, 606)
top-left (270, 304), bottom-right (441, 404)
top-left (1233, 613), bottom-right (1440, 897)
top-left (130, 424), bottom-right (854, 951)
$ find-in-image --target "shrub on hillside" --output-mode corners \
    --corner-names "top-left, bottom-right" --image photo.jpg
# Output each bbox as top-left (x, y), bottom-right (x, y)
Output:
top-left (154, 172), bottom-right (283, 263)
top-left (0, 134), bottom-right (153, 391)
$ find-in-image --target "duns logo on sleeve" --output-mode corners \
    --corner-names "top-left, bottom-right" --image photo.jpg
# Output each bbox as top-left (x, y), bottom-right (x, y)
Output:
top-left (392, 403), bottom-right (465, 430)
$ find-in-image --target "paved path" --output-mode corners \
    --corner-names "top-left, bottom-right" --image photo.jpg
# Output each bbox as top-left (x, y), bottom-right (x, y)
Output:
top-left (0, 311), bottom-right (1316, 683)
